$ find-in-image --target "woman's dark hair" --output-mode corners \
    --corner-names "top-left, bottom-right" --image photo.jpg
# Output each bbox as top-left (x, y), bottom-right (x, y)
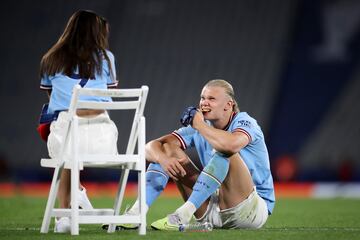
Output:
top-left (40, 10), bottom-right (113, 80)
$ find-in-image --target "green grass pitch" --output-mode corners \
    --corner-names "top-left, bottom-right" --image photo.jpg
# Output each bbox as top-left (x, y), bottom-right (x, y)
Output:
top-left (0, 196), bottom-right (359, 240)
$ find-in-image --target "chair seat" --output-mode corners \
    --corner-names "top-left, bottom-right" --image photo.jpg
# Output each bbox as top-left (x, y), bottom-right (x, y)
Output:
top-left (41, 154), bottom-right (142, 169)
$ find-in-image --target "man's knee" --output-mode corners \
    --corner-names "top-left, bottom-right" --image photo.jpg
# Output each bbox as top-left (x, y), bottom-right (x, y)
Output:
top-left (176, 157), bottom-right (201, 188)
top-left (162, 142), bottom-right (187, 158)
top-left (204, 152), bottom-right (230, 182)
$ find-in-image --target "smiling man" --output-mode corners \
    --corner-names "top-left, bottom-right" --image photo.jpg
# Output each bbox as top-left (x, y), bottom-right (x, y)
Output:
top-left (120, 79), bottom-right (275, 230)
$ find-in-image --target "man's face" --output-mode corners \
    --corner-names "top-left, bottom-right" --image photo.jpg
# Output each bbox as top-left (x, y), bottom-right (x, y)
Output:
top-left (199, 86), bottom-right (232, 121)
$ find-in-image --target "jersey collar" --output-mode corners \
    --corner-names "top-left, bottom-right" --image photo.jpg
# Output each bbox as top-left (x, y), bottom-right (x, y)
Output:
top-left (223, 111), bottom-right (237, 131)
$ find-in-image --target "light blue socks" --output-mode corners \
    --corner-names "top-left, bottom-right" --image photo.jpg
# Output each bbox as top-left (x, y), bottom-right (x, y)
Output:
top-left (145, 163), bottom-right (169, 206)
top-left (188, 152), bottom-right (229, 209)
top-left (128, 163), bottom-right (168, 214)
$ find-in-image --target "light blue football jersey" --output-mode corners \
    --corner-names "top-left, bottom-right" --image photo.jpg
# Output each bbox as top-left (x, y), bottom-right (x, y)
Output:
top-left (40, 50), bottom-right (118, 114)
top-left (172, 112), bottom-right (275, 214)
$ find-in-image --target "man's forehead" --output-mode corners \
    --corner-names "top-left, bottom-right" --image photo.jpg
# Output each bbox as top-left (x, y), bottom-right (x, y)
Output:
top-left (201, 86), bottom-right (226, 95)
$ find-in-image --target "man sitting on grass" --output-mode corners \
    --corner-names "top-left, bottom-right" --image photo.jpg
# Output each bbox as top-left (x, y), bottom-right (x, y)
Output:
top-left (118, 79), bottom-right (275, 230)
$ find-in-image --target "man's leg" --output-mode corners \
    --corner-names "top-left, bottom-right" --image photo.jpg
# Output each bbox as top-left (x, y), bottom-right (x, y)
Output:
top-left (215, 153), bottom-right (268, 229)
top-left (218, 153), bottom-right (253, 209)
top-left (119, 163), bottom-right (168, 219)
top-left (151, 152), bottom-right (231, 230)
top-left (121, 143), bottom-right (187, 217)
top-left (169, 147), bottom-right (209, 220)
top-left (103, 144), bottom-right (172, 230)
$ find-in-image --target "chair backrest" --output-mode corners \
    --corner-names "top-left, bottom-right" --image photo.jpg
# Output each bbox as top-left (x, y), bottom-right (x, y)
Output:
top-left (66, 85), bottom-right (149, 157)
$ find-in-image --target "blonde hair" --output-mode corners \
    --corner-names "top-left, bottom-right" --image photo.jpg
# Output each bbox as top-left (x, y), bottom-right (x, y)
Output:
top-left (204, 79), bottom-right (239, 112)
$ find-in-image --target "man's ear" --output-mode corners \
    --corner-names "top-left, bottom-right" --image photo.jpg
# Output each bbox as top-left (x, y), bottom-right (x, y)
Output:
top-left (224, 100), bottom-right (234, 111)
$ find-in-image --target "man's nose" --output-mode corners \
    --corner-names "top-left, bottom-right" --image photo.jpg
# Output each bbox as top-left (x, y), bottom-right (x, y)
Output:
top-left (201, 99), bottom-right (209, 105)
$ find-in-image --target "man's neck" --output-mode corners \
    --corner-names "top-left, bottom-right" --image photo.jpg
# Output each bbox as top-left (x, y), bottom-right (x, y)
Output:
top-left (211, 111), bottom-right (234, 129)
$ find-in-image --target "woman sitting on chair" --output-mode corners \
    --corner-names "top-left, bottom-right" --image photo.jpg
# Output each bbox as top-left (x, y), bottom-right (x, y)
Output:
top-left (39, 10), bottom-right (119, 233)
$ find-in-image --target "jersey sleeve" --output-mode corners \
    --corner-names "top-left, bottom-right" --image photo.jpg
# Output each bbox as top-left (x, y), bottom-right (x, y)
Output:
top-left (105, 50), bottom-right (118, 88)
top-left (231, 118), bottom-right (257, 144)
top-left (40, 74), bottom-right (52, 90)
top-left (171, 126), bottom-right (196, 150)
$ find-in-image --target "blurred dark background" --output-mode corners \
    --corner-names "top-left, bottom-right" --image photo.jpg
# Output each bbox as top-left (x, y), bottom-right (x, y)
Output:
top-left (0, 0), bottom-right (359, 183)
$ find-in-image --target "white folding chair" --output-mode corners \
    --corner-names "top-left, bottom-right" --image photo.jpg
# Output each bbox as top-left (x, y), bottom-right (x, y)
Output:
top-left (40, 85), bottom-right (149, 235)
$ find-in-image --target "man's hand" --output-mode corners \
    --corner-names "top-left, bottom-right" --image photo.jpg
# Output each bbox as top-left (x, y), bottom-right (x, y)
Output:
top-left (158, 156), bottom-right (187, 181)
top-left (191, 109), bottom-right (204, 130)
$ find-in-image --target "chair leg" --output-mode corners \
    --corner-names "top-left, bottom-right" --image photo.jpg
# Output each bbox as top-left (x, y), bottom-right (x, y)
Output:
top-left (139, 169), bottom-right (146, 235)
top-left (70, 164), bottom-right (80, 235)
top-left (40, 167), bottom-right (62, 233)
top-left (107, 169), bottom-right (130, 233)
top-left (138, 116), bottom-right (146, 235)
